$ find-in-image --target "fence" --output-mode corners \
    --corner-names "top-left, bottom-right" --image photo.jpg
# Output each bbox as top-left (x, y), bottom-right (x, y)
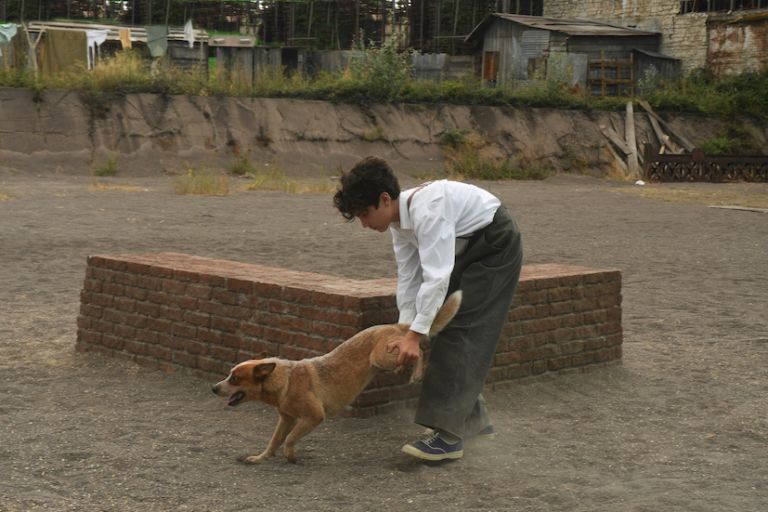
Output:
top-left (643, 145), bottom-right (768, 182)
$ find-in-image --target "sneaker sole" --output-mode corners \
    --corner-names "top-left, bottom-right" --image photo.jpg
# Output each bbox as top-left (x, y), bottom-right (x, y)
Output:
top-left (401, 444), bottom-right (464, 461)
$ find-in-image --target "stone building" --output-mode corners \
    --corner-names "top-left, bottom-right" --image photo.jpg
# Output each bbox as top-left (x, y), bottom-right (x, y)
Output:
top-left (542, 0), bottom-right (768, 76)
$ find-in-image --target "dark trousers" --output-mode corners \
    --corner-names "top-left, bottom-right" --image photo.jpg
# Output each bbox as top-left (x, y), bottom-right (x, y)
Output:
top-left (414, 206), bottom-right (523, 438)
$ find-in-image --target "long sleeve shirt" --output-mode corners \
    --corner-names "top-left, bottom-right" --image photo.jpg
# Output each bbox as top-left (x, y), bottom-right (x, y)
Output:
top-left (390, 180), bottom-right (500, 334)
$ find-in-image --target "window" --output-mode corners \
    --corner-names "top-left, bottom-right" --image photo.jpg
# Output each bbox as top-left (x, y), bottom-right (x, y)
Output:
top-left (680, 0), bottom-right (767, 13)
top-left (497, 1), bottom-right (544, 16)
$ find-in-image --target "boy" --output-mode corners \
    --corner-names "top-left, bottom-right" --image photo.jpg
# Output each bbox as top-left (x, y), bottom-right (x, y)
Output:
top-left (333, 156), bottom-right (523, 461)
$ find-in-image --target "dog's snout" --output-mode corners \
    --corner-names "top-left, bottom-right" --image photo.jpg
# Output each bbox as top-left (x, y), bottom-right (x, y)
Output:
top-left (211, 384), bottom-right (219, 394)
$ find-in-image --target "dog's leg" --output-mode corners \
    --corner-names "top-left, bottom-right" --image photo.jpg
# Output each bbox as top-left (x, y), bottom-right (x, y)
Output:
top-left (409, 352), bottom-right (425, 383)
top-left (240, 413), bottom-right (296, 464)
top-left (283, 414), bottom-right (324, 463)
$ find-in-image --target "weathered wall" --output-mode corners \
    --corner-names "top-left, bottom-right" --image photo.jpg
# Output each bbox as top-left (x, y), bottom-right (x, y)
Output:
top-left (2, 87), bottom-right (762, 179)
top-left (544, 0), bottom-right (709, 73)
top-left (707, 13), bottom-right (768, 76)
top-left (544, 1), bottom-right (768, 76)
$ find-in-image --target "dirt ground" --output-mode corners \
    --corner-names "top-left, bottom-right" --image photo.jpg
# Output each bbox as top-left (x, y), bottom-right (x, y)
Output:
top-left (0, 172), bottom-right (766, 512)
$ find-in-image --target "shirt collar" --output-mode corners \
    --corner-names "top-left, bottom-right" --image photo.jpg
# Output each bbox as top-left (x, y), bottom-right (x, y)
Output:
top-left (398, 189), bottom-right (417, 230)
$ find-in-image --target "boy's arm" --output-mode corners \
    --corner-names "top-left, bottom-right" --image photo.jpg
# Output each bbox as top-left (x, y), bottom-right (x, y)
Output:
top-left (392, 230), bottom-right (421, 324)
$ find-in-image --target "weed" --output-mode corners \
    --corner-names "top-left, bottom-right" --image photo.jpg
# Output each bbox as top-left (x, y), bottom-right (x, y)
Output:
top-left (172, 168), bottom-right (230, 196)
top-left (0, 191), bottom-right (12, 201)
top-left (244, 165), bottom-right (335, 194)
top-left (229, 155), bottom-right (256, 176)
top-left (443, 133), bottom-right (549, 181)
top-left (361, 125), bottom-right (387, 142)
top-left (255, 126), bottom-right (272, 147)
top-left (93, 154), bottom-right (119, 176)
top-left (439, 128), bottom-right (470, 148)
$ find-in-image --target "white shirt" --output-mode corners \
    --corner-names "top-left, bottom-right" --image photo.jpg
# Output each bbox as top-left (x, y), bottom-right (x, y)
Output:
top-left (391, 180), bottom-right (500, 334)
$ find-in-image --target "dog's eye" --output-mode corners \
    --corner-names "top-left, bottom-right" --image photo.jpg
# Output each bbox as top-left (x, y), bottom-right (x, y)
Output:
top-left (229, 375), bottom-right (240, 385)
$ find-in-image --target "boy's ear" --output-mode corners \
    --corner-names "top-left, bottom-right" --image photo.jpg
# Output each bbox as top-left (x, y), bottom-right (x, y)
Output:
top-left (379, 191), bottom-right (391, 207)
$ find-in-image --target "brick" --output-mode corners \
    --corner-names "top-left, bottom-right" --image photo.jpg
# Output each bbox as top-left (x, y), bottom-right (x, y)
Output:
top-left (136, 275), bottom-right (163, 290)
top-left (210, 345), bottom-right (238, 362)
top-left (124, 286), bottom-right (148, 301)
top-left (279, 345), bottom-right (320, 360)
top-left (79, 303), bottom-right (103, 319)
top-left (76, 315), bottom-right (91, 330)
top-left (136, 329), bottom-right (159, 344)
top-left (211, 316), bottom-right (239, 334)
top-left (89, 293), bottom-right (114, 308)
top-left (211, 288), bottom-right (240, 306)
top-left (83, 279), bottom-right (103, 292)
top-left (136, 301), bottom-right (160, 317)
top-left (268, 300), bottom-right (302, 317)
top-left (147, 318), bottom-right (172, 333)
top-left (123, 340), bottom-right (148, 355)
top-left (186, 284), bottom-right (212, 300)
top-left (172, 323), bottom-right (197, 339)
top-left (114, 323), bottom-right (136, 339)
top-left (240, 338), bottom-right (279, 357)
top-left (227, 278), bottom-right (254, 294)
top-left (113, 297), bottom-right (136, 313)
top-left (183, 311), bottom-right (211, 327)
top-left (147, 345), bottom-right (172, 360)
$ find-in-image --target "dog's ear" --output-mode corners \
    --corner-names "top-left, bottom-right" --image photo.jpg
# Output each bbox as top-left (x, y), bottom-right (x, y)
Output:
top-left (252, 362), bottom-right (276, 380)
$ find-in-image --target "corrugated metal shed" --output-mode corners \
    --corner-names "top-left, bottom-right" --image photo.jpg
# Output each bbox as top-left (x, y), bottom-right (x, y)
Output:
top-left (465, 13), bottom-right (670, 95)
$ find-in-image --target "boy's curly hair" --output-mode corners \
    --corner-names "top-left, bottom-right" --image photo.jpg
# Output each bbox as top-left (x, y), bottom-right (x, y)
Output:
top-left (333, 157), bottom-right (401, 220)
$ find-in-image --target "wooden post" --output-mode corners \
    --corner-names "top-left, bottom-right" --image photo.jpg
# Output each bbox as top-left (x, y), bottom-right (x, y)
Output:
top-left (625, 101), bottom-right (640, 177)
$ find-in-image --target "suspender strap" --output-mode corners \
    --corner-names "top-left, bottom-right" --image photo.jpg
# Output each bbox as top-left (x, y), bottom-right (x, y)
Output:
top-left (406, 181), bottom-right (433, 209)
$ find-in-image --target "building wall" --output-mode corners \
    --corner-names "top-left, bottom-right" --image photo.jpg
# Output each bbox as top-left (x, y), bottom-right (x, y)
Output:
top-left (544, 0), bottom-right (709, 73)
top-left (707, 14), bottom-right (768, 76)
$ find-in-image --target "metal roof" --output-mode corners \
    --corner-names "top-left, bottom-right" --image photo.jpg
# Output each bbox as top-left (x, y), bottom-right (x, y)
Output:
top-left (466, 13), bottom-right (660, 43)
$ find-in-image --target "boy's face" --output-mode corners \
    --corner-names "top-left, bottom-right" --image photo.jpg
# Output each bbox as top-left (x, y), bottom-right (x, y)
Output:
top-left (356, 193), bottom-right (395, 232)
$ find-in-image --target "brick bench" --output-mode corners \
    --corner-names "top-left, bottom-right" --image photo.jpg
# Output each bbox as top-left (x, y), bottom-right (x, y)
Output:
top-left (76, 252), bottom-right (622, 416)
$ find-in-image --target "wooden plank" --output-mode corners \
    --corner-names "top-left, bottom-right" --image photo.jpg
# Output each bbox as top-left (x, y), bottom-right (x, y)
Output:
top-left (625, 101), bottom-right (640, 177)
top-left (708, 206), bottom-right (768, 214)
top-left (638, 100), bottom-right (695, 152)
top-left (604, 137), bottom-right (629, 177)
top-left (599, 124), bottom-right (630, 155)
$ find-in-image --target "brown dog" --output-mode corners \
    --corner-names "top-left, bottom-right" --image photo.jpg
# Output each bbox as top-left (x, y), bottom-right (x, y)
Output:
top-left (212, 290), bottom-right (462, 463)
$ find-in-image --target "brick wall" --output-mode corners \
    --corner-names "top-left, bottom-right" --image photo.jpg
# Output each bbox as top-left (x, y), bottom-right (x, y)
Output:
top-left (76, 252), bottom-right (622, 416)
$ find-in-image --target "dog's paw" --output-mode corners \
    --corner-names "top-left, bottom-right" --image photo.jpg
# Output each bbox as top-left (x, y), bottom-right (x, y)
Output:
top-left (238, 454), bottom-right (267, 464)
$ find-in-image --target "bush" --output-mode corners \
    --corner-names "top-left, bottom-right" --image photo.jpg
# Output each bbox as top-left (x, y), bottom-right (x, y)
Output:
top-left (349, 38), bottom-right (413, 101)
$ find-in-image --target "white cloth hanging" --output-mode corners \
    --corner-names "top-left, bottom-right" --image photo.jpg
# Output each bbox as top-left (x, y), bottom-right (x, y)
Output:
top-left (183, 20), bottom-right (195, 49)
top-left (85, 29), bottom-right (109, 69)
top-left (0, 23), bottom-right (18, 58)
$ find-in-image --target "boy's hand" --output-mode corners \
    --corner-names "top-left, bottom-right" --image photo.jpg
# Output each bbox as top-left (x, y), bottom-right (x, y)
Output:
top-left (386, 330), bottom-right (425, 366)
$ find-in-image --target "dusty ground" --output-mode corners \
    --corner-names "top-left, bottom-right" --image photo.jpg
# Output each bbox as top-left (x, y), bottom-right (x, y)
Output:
top-left (0, 172), bottom-right (766, 512)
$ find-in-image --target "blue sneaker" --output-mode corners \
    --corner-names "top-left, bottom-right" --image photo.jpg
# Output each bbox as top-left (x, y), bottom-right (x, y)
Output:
top-left (402, 431), bottom-right (464, 461)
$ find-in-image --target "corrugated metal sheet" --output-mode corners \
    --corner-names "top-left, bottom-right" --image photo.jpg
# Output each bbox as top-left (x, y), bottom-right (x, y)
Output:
top-left (466, 13), bottom-right (659, 42)
top-left (520, 30), bottom-right (549, 59)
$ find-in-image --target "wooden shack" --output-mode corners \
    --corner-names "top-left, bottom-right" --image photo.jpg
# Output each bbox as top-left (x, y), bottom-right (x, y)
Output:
top-left (465, 14), bottom-right (678, 95)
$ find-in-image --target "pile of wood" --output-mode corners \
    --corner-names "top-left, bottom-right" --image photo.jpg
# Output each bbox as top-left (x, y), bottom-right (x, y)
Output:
top-left (600, 100), bottom-right (695, 178)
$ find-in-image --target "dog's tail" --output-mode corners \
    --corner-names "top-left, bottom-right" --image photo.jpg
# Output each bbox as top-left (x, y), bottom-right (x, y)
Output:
top-left (428, 291), bottom-right (462, 337)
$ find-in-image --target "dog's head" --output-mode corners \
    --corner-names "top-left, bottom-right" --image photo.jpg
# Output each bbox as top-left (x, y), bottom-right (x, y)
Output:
top-left (211, 359), bottom-right (277, 407)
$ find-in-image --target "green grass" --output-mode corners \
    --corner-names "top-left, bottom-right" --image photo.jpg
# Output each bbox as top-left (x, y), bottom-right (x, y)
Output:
top-left (4, 47), bottom-right (765, 121)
